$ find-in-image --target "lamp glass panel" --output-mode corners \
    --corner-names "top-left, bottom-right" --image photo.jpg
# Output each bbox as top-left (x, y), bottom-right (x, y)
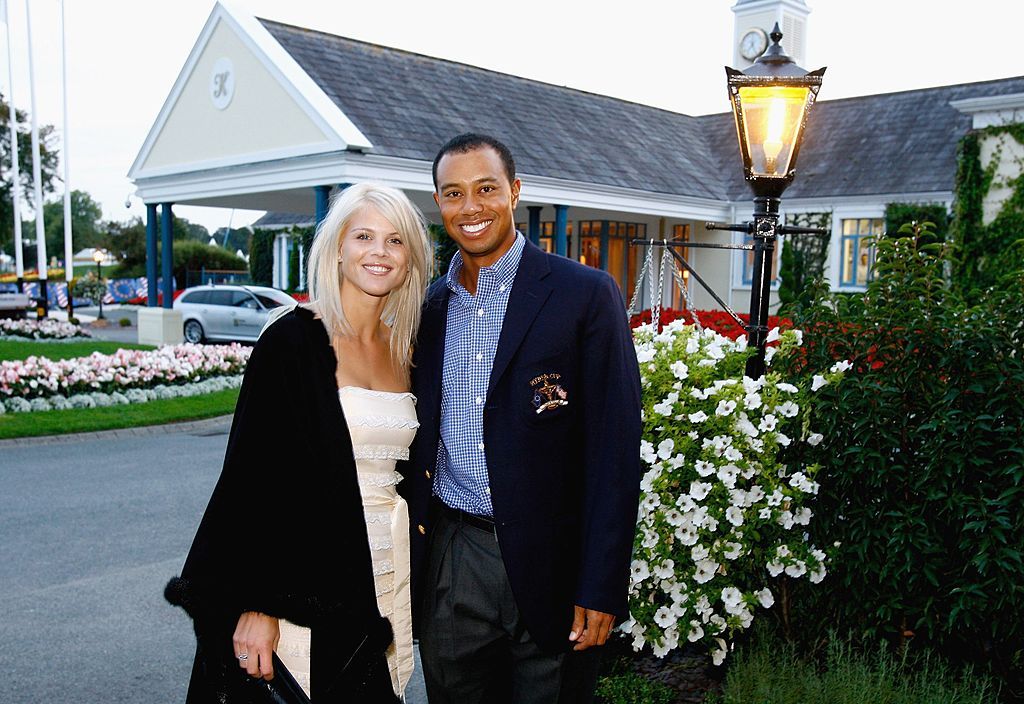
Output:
top-left (737, 86), bottom-right (809, 177)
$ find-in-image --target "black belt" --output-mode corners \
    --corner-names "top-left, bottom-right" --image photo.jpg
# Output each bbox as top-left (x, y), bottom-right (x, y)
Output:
top-left (438, 501), bottom-right (496, 534)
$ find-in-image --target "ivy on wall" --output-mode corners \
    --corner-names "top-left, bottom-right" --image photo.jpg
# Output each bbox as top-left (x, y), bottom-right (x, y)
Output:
top-left (884, 202), bottom-right (950, 246)
top-left (249, 229), bottom-right (275, 287)
top-left (778, 211), bottom-right (831, 314)
top-left (949, 123), bottom-right (1024, 296)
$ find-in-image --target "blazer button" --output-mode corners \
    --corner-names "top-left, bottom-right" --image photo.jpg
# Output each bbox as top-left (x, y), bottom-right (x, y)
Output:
top-left (417, 524), bottom-right (426, 535)
top-left (425, 470), bottom-right (431, 479)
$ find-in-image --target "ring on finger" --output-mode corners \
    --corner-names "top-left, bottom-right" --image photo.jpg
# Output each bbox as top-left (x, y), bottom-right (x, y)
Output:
top-left (237, 653), bottom-right (249, 661)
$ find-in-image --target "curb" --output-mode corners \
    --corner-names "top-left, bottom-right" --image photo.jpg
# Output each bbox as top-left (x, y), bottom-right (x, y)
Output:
top-left (0, 414), bottom-right (234, 447)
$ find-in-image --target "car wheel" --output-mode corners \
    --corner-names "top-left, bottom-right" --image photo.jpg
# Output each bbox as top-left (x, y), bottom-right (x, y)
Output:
top-left (183, 320), bottom-right (205, 344)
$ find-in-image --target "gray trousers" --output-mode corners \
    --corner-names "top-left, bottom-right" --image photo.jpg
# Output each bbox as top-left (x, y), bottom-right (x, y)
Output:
top-left (419, 508), bottom-right (600, 704)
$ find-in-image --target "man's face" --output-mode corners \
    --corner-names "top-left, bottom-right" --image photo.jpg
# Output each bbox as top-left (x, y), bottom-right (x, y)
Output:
top-left (433, 146), bottom-right (521, 269)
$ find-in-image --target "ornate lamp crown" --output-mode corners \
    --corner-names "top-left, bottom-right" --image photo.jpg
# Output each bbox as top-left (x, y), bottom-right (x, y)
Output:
top-left (726, 23), bottom-right (826, 198)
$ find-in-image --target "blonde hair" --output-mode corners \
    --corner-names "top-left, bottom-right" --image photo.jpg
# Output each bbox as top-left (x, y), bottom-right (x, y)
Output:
top-left (306, 182), bottom-right (432, 373)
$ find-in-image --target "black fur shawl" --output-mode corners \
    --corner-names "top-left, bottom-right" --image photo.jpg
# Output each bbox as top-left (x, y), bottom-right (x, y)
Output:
top-left (165, 306), bottom-right (396, 703)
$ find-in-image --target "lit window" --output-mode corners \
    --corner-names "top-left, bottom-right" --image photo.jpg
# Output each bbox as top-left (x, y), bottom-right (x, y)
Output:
top-left (839, 218), bottom-right (882, 287)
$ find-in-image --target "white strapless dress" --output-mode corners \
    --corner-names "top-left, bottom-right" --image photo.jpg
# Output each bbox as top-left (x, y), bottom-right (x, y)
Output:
top-left (276, 386), bottom-right (418, 699)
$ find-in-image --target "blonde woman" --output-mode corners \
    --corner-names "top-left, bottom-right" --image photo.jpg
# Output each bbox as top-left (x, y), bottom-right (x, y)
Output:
top-left (166, 182), bottom-right (431, 703)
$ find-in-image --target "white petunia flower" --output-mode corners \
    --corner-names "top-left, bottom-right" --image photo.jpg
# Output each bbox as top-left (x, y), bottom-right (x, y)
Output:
top-left (630, 560), bottom-right (650, 583)
top-left (688, 410), bottom-right (709, 423)
top-left (653, 559), bottom-right (675, 580)
top-left (725, 506), bottom-right (744, 527)
top-left (830, 359), bottom-right (852, 373)
top-left (670, 360), bottom-right (689, 380)
top-left (654, 605), bottom-right (675, 628)
top-left (807, 432), bottom-right (824, 446)
top-left (695, 460), bottom-right (716, 477)
top-left (775, 400), bottom-right (799, 418)
top-left (758, 414), bottom-right (778, 432)
top-left (723, 542), bottom-right (743, 560)
top-left (743, 392), bottom-right (762, 410)
top-left (777, 382), bottom-right (798, 393)
top-left (715, 399), bottom-right (737, 416)
top-left (693, 559), bottom-right (719, 584)
top-left (766, 561), bottom-right (784, 577)
top-left (657, 438), bottom-right (675, 460)
top-left (717, 464), bottom-right (738, 488)
top-left (785, 561), bottom-right (807, 578)
top-left (755, 588), bottom-right (774, 608)
top-left (811, 374), bottom-right (828, 391)
top-left (687, 621), bottom-right (704, 642)
top-left (689, 481), bottom-right (712, 501)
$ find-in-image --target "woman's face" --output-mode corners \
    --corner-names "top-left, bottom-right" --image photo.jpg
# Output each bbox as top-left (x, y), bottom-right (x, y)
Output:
top-left (338, 205), bottom-right (410, 299)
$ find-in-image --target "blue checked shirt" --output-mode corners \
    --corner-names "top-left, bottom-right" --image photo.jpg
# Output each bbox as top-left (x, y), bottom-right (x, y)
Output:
top-left (434, 232), bottom-right (526, 517)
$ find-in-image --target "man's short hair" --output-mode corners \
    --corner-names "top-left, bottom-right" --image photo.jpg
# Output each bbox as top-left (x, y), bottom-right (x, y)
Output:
top-left (432, 133), bottom-right (516, 190)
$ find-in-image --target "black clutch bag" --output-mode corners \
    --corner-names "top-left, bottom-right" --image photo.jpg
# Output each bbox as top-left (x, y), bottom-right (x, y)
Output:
top-left (238, 652), bottom-right (310, 704)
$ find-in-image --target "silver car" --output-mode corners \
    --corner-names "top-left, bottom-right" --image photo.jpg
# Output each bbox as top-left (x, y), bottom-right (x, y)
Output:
top-left (173, 284), bottom-right (296, 343)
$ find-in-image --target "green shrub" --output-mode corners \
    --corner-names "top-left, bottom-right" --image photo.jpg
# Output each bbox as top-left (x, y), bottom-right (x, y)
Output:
top-left (170, 240), bottom-right (246, 289)
top-left (249, 229), bottom-right (275, 287)
top-left (778, 222), bottom-right (1024, 694)
top-left (118, 317), bottom-right (131, 327)
top-left (708, 630), bottom-right (998, 704)
top-left (596, 671), bottom-right (675, 704)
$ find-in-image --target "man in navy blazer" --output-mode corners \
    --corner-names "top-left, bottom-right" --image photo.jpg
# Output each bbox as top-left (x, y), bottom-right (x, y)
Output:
top-left (402, 133), bottom-right (641, 703)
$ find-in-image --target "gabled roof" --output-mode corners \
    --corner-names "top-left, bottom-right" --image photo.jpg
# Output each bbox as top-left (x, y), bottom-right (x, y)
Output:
top-left (259, 19), bottom-right (730, 201)
top-left (700, 75), bottom-right (1024, 201)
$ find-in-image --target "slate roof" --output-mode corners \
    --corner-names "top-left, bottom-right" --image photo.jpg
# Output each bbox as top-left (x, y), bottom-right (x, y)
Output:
top-left (251, 211), bottom-right (315, 229)
top-left (260, 18), bottom-right (1023, 205)
top-left (261, 19), bottom-right (729, 201)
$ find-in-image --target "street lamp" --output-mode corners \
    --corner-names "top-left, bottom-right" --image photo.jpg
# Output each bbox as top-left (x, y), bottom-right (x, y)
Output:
top-left (92, 248), bottom-right (106, 320)
top-left (726, 23), bottom-right (825, 378)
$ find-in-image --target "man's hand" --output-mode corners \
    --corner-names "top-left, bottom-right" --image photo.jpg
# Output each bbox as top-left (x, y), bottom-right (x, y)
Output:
top-left (568, 605), bottom-right (615, 651)
top-left (233, 611), bottom-right (280, 680)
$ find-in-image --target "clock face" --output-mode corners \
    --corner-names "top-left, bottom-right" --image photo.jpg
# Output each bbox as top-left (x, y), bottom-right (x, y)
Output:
top-left (740, 28), bottom-right (768, 61)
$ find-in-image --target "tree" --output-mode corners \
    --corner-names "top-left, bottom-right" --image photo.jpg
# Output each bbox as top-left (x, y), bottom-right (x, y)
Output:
top-left (0, 95), bottom-right (60, 260)
top-left (38, 190), bottom-right (104, 260)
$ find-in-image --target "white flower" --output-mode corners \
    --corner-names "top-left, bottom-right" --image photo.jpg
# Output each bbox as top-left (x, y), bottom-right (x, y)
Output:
top-left (830, 360), bottom-right (852, 373)
top-left (785, 561), bottom-right (807, 578)
top-left (777, 382), bottom-right (798, 393)
top-left (636, 347), bottom-right (656, 363)
top-left (723, 542), bottom-right (743, 560)
top-left (811, 374), bottom-right (829, 391)
top-left (793, 507), bottom-right (812, 525)
top-left (695, 460), bottom-right (715, 477)
top-left (653, 559), bottom-right (675, 579)
top-left (743, 392), bottom-right (762, 410)
top-left (664, 509), bottom-right (685, 527)
top-left (793, 330), bottom-right (804, 346)
top-left (654, 605), bottom-right (675, 628)
top-left (806, 432), bottom-right (824, 446)
top-left (766, 561), bottom-right (784, 577)
top-left (657, 438), bottom-right (675, 460)
top-left (721, 587), bottom-right (744, 614)
top-left (693, 559), bottom-right (719, 584)
top-left (724, 446), bottom-right (742, 462)
top-left (759, 507), bottom-right (772, 519)
top-left (776, 432), bottom-right (791, 447)
top-left (758, 414), bottom-right (778, 432)
top-left (676, 524), bottom-right (699, 546)
top-left (688, 410), bottom-right (709, 423)
top-left (766, 327), bottom-right (780, 344)
top-left (711, 638), bottom-right (729, 666)
top-left (778, 511), bottom-right (795, 529)
top-left (755, 588), bottom-right (775, 608)
top-left (691, 544), bottom-right (710, 562)
top-left (764, 346), bottom-right (777, 365)
top-left (725, 506), bottom-right (744, 527)
top-left (687, 621), bottom-right (704, 642)
top-left (775, 401), bottom-right (799, 418)
top-left (715, 399), bottom-right (737, 416)
top-left (689, 481), bottom-right (712, 501)
top-left (810, 565), bottom-right (827, 583)
top-left (640, 440), bottom-right (656, 464)
top-left (670, 360), bottom-right (689, 380)
top-left (630, 560), bottom-right (650, 584)
top-left (717, 464), bottom-right (738, 488)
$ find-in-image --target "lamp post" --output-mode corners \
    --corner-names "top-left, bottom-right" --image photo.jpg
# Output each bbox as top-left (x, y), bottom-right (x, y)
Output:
top-left (725, 23), bottom-right (825, 379)
top-left (92, 248), bottom-right (105, 320)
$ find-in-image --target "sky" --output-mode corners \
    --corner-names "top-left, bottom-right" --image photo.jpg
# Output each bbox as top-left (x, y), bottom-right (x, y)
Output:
top-left (1, 0), bottom-right (1020, 236)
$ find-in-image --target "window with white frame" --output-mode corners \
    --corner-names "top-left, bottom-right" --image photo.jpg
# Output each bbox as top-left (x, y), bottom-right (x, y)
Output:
top-left (840, 218), bottom-right (883, 287)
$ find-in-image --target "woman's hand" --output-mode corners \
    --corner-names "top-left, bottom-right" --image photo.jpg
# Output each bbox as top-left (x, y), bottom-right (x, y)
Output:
top-left (233, 611), bottom-right (280, 680)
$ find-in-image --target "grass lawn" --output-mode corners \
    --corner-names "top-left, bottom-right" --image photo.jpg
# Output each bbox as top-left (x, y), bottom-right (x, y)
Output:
top-left (0, 339), bottom-right (153, 361)
top-left (0, 387), bottom-right (239, 440)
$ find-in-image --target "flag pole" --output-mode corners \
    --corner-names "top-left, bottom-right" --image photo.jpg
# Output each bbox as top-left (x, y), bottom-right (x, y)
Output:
top-left (2, 0), bottom-right (25, 291)
top-left (25, 0), bottom-right (48, 316)
top-left (59, 0), bottom-right (73, 317)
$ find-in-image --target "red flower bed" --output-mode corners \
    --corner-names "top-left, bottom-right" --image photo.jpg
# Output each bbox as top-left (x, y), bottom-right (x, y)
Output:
top-left (629, 308), bottom-right (793, 340)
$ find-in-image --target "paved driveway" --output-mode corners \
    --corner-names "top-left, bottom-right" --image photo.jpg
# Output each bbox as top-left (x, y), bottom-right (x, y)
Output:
top-left (0, 419), bottom-right (427, 703)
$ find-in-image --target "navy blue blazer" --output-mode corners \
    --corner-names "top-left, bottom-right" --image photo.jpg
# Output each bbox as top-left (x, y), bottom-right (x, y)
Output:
top-left (400, 239), bottom-right (642, 654)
